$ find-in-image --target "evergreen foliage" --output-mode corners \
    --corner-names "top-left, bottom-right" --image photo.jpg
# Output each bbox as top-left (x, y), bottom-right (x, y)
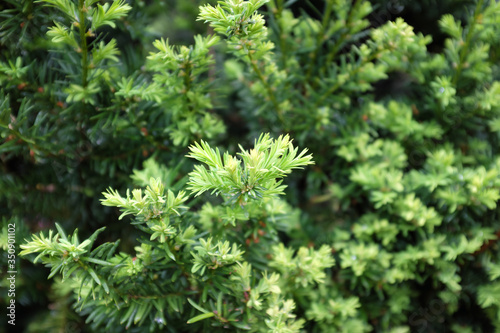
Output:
top-left (2, 0), bottom-right (500, 332)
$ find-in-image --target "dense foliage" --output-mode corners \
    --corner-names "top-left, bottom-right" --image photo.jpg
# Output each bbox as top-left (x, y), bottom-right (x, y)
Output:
top-left (2, 0), bottom-right (500, 332)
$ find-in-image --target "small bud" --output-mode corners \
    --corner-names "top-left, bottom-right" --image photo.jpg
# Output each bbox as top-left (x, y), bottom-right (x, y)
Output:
top-left (411, 104), bottom-right (419, 115)
top-left (17, 82), bottom-right (27, 90)
top-left (37, 87), bottom-right (44, 93)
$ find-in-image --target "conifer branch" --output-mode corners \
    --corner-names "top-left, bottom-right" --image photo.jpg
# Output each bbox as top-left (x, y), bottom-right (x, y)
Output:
top-left (78, 0), bottom-right (88, 87)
